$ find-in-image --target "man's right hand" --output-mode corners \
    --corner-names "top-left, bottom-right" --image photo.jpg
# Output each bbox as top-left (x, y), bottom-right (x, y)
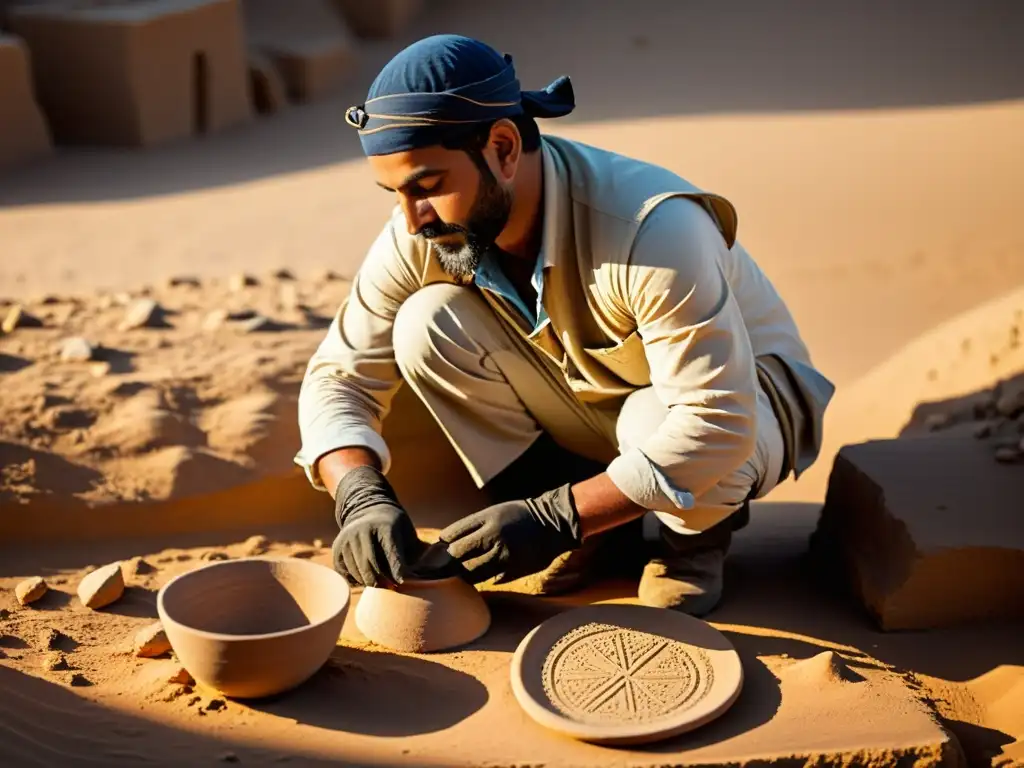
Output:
top-left (331, 464), bottom-right (425, 588)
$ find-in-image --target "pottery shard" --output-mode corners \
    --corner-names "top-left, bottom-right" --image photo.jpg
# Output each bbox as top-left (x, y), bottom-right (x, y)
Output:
top-left (15, 576), bottom-right (47, 605)
top-left (77, 562), bottom-right (125, 609)
top-left (2, 305), bottom-right (43, 333)
top-left (811, 436), bottom-right (1024, 630)
top-left (119, 298), bottom-right (164, 330)
top-left (59, 336), bottom-right (95, 362)
top-left (134, 622), bottom-right (171, 658)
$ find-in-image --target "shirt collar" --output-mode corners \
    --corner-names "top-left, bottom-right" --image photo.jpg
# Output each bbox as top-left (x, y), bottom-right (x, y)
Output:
top-left (539, 138), bottom-right (569, 270)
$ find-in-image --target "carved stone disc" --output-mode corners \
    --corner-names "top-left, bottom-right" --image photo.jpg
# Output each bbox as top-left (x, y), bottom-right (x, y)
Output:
top-left (511, 605), bottom-right (742, 745)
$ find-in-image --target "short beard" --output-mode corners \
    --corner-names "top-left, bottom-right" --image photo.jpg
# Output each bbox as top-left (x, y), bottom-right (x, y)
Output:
top-left (419, 163), bottom-right (512, 283)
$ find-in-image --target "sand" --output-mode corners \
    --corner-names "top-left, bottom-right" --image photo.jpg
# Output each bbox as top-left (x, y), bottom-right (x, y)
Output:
top-left (2, 1), bottom-right (1023, 765)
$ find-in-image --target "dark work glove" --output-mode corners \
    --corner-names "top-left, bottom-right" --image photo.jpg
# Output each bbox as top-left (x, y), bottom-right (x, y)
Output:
top-left (438, 483), bottom-right (582, 585)
top-left (332, 465), bottom-right (426, 588)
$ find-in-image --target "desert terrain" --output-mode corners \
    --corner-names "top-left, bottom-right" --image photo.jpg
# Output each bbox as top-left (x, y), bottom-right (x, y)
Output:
top-left (1, 1), bottom-right (1023, 766)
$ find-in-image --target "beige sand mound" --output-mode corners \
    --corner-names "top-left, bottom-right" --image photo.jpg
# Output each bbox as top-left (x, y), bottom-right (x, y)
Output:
top-left (0, 273), bottom-right (342, 508)
top-left (772, 284), bottom-right (1024, 503)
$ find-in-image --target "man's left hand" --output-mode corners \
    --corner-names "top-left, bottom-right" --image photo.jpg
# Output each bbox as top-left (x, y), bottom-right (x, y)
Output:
top-left (439, 484), bottom-right (582, 584)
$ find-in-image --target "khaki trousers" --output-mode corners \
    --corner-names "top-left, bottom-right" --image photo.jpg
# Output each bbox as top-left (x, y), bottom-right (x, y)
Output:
top-left (392, 284), bottom-right (784, 535)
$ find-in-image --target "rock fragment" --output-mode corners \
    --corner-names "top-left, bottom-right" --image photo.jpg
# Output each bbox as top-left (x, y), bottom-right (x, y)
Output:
top-left (201, 551), bottom-right (229, 561)
top-left (119, 298), bottom-right (165, 330)
top-left (168, 667), bottom-right (195, 686)
top-left (46, 407), bottom-right (95, 430)
top-left (228, 273), bottom-right (258, 292)
top-left (994, 445), bottom-right (1021, 464)
top-left (15, 576), bottom-right (47, 605)
top-left (77, 562), bottom-right (125, 609)
top-left (42, 652), bottom-right (71, 671)
top-left (59, 336), bottom-right (95, 362)
top-left (315, 269), bottom-right (342, 283)
top-left (134, 622), bottom-right (171, 658)
top-left (923, 412), bottom-right (950, 431)
top-left (39, 628), bottom-right (73, 651)
top-left (995, 394), bottom-right (1022, 418)
top-left (69, 673), bottom-right (92, 687)
top-left (243, 535), bottom-right (268, 555)
top-left (239, 314), bottom-right (275, 333)
top-left (167, 276), bottom-right (201, 288)
top-left (124, 557), bottom-right (156, 578)
top-left (206, 699), bottom-right (226, 711)
top-left (271, 268), bottom-right (295, 281)
top-left (291, 548), bottom-right (317, 559)
top-left (2, 305), bottom-right (43, 333)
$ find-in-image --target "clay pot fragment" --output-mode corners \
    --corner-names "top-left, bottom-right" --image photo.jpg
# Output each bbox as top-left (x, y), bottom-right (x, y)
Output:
top-left (354, 540), bottom-right (491, 653)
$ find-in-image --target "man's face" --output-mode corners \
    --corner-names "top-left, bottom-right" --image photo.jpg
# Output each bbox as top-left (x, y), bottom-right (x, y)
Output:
top-left (369, 144), bottom-right (512, 281)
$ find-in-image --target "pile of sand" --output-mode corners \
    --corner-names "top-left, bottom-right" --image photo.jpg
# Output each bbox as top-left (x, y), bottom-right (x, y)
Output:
top-left (0, 269), bottom-right (342, 507)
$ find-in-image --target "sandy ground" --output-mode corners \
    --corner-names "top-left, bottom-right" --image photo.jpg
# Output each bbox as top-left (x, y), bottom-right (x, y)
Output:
top-left (2, 0), bottom-right (1023, 765)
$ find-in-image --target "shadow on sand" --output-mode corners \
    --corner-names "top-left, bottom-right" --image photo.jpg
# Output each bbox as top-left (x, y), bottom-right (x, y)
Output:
top-left (0, 664), bottom-right (454, 767)
top-left (248, 645), bottom-right (489, 737)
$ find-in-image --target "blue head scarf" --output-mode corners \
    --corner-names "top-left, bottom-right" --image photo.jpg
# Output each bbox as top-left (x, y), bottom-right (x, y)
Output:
top-left (346, 34), bottom-right (574, 156)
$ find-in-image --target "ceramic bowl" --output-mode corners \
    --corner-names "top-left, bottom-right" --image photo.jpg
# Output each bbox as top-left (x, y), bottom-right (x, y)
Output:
top-left (355, 575), bottom-right (490, 653)
top-left (157, 557), bottom-right (350, 699)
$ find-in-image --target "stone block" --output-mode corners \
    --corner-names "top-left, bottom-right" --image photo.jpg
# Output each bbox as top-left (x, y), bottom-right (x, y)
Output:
top-left (9, 0), bottom-right (252, 146)
top-left (246, 49), bottom-right (286, 115)
top-left (811, 435), bottom-right (1024, 630)
top-left (0, 33), bottom-right (51, 170)
top-left (242, 0), bottom-right (355, 103)
top-left (332, 0), bottom-right (422, 39)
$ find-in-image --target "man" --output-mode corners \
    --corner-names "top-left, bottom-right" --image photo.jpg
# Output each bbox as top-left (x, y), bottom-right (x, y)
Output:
top-left (296, 34), bottom-right (834, 615)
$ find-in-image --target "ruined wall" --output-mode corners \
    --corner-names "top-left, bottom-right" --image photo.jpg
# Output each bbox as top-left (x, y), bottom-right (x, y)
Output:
top-left (333, 0), bottom-right (423, 39)
top-left (9, 0), bottom-right (251, 147)
top-left (242, 0), bottom-right (356, 103)
top-left (130, 0), bottom-right (252, 144)
top-left (0, 34), bottom-right (51, 169)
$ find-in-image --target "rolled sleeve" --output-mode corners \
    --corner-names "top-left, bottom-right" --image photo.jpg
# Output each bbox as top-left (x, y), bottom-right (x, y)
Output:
top-left (606, 197), bottom-right (759, 513)
top-left (607, 447), bottom-right (695, 513)
top-left (294, 211), bottom-right (422, 491)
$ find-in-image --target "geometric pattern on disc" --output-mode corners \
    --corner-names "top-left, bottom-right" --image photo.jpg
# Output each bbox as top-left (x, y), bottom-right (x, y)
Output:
top-left (542, 622), bottom-right (715, 725)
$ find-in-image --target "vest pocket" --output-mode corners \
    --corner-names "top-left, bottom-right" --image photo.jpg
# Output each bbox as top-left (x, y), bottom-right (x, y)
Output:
top-left (582, 331), bottom-right (650, 387)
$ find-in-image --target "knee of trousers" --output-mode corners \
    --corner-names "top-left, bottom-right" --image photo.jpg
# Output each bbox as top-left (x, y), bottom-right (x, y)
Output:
top-left (392, 283), bottom-right (489, 376)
